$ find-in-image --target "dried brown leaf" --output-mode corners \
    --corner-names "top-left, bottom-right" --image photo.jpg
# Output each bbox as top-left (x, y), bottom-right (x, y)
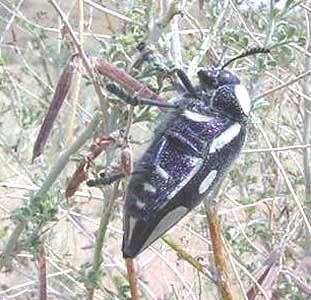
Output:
top-left (65, 136), bottom-right (115, 198)
top-left (121, 144), bottom-right (133, 176)
top-left (93, 57), bottom-right (164, 101)
top-left (32, 54), bottom-right (78, 162)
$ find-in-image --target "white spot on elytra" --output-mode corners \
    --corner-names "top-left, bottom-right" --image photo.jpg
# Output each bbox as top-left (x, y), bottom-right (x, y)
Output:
top-left (199, 170), bottom-right (217, 194)
top-left (141, 206), bottom-right (188, 252)
top-left (135, 200), bottom-right (145, 209)
top-left (127, 216), bottom-right (137, 242)
top-left (144, 183), bottom-right (156, 193)
top-left (183, 110), bottom-right (213, 122)
top-left (156, 165), bottom-right (169, 180)
top-left (167, 157), bottom-right (203, 200)
top-left (209, 123), bottom-right (241, 153)
top-left (235, 84), bottom-right (251, 115)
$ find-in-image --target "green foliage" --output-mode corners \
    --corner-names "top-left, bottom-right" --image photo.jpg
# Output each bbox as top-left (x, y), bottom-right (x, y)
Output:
top-left (11, 191), bottom-right (60, 225)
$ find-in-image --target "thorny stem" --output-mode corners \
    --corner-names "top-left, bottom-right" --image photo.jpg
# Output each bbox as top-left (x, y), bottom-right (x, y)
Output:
top-left (0, 113), bottom-right (101, 270)
top-left (86, 181), bottom-right (120, 300)
top-left (205, 204), bottom-right (235, 300)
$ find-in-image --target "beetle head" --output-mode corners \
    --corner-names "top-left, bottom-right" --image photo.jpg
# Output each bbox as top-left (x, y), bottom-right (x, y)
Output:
top-left (198, 68), bottom-right (240, 90)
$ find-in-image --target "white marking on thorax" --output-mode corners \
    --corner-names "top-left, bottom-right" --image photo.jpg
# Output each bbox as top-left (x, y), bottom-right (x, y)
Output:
top-left (141, 206), bottom-right (188, 252)
top-left (199, 170), bottom-right (217, 194)
top-left (144, 183), bottom-right (156, 193)
top-left (167, 157), bottom-right (203, 200)
top-left (235, 84), bottom-right (251, 116)
top-left (156, 165), bottom-right (170, 180)
top-left (183, 110), bottom-right (213, 123)
top-left (209, 123), bottom-right (241, 153)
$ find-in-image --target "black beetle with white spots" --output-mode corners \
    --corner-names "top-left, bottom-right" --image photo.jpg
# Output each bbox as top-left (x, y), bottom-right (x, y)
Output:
top-left (88, 47), bottom-right (270, 258)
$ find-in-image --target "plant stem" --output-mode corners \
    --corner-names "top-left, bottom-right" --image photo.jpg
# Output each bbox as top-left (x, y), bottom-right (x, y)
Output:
top-left (86, 181), bottom-right (120, 300)
top-left (205, 204), bottom-right (235, 300)
top-left (162, 236), bottom-right (215, 282)
top-left (126, 258), bottom-right (139, 300)
top-left (38, 242), bottom-right (47, 300)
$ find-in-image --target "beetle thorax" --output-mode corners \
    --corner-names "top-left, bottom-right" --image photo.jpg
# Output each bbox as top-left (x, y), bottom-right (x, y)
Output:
top-left (197, 68), bottom-right (251, 120)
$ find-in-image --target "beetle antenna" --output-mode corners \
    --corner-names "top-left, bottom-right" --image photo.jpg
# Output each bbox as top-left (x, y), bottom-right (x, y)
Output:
top-left (221, 47), bottom-right (270, 69)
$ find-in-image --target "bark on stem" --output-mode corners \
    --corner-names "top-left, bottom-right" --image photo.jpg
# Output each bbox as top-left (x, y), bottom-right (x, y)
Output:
top-left (126, 258), bottom-right (139, 300)
top-left (205, 204), bottom-right (235, 300)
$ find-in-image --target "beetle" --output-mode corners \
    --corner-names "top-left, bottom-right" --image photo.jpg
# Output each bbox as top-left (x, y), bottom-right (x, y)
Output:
top-left (88, 47), bottom-right (270, 258)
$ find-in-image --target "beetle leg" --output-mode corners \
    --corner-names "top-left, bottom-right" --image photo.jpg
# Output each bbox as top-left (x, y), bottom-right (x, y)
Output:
top-left (87, 165), bottom-right (157, 187)
top-left (87, 172), bottom-right (126, 186)
top-left (173, 68), bottom-right (198, 97)
top-left (106, 83), bottom-right (180, 109)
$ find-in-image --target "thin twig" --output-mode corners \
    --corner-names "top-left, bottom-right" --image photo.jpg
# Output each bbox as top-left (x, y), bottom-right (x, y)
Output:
top-left (303, 4), bottom-right (311, 249)
top-left (242, 144), bottom-right (311, 154)
top-left (254, 70), bottom-right (311, 102)
top-left (162, 236), bottom-right (215, 282)
top-left (150, 248), bottom-right (199, 300)
top-left (231, 257), bottom-right (270, 300)
top-left (84, 0), bottom-right (144, 27)
top-left (64, 0), bottom-right (84, 146)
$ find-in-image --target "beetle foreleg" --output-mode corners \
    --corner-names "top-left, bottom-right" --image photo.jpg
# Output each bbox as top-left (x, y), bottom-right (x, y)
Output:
top-left (106, 83), bottom-right (180, 109)
top-left (174, 68), bottom-right (197, 97)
